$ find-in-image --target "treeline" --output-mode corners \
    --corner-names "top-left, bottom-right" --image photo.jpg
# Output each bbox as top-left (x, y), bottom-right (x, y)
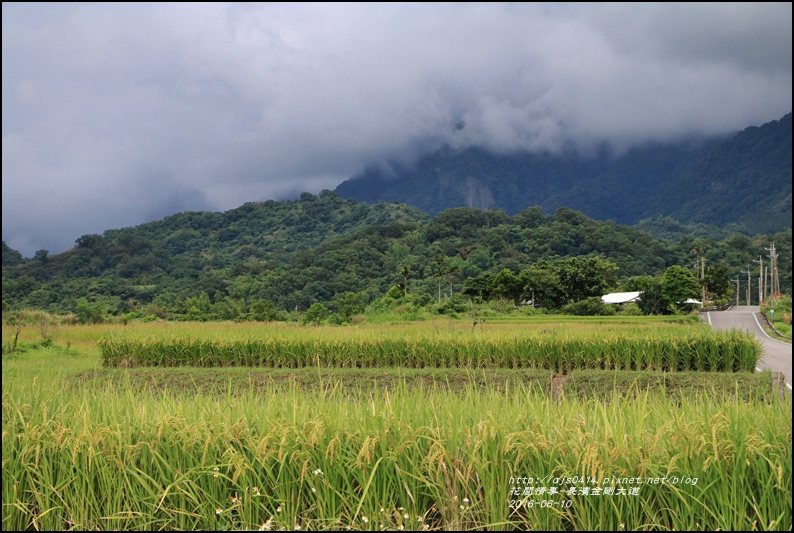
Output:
top-left (2, 192), bottom-right (791, 323)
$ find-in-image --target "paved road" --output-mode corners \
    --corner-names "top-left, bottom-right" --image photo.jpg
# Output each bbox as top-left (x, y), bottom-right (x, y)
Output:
top-left (704, 305), bottom-right (792, 392)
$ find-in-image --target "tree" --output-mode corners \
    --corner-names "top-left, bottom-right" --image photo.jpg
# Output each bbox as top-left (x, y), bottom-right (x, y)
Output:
top-left (555, 256), bottom-right (618, 304)
top-left (75, 298), bottom-right (105, 324)
top-left (2, 241), bottom-right (24, 266)
top-left (34, 249), bottom-right (49, 263)
top-left (704, 263), bottom-right (731, 301)
top-left (491, 268), bottom-right (524, 305)
top-left (623, 275), bottom-right (670, 315)
top-left (250, 299), bottom-right (277, 322)
top-left (302, 303), bottom-right (330, 326)
top-left (76, 234), bottom-right (103, 250)
top-left (661, 265), bottom-right (701, 310)
top-left (512, 206), bottom-right (546, 229)
top-left (462, 272), bottom-right (494, 302)
top-left (520, 261), bottom-right (560, 308)
top-left (336, 291), bottom-right (367, 319)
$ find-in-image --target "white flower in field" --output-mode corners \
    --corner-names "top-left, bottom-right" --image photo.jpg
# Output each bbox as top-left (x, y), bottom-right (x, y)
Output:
top-left (311, 487), bottom-right (317, 493)
top-left (216, 508), bottom-right (223, 515)
top-left (380, 508), bottom-right (384, 513)
top-left (460, 505), bottom-right (465, 511)
top-left (416, 516), bottom-right (423, 522)
top-left (398, 506), bottom-right (404, 511)
top-left (277, 505), bottom-right (282, 513)
top-left (314, 468), bottom-right (324, 476)
top-left (361, 515), bottom-right (369, 523)
top-left (398, 525), bottom-right (404, 531)
top-left (253, 487), bottom-right (261, 496)
top-left (462, 497), bottom-right (469, 504)
top-left (294, 524), bottom-right (301, 530)
top-left (403, 513), bottom-right (409, 519)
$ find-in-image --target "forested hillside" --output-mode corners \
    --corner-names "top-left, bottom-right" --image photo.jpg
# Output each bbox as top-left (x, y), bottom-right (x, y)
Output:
top-left (336, 113), bottom-right (792, 234)
top-left (3, 192), bottom-right (790, 321)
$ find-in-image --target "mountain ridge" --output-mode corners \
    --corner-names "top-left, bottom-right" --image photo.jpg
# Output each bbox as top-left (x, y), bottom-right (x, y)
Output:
top-left (335, 113), bottom-right (792, 233)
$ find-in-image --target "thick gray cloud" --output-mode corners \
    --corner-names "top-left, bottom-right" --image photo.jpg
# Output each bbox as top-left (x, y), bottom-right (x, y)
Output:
top-left (3, 3), bottom-right (791, 256)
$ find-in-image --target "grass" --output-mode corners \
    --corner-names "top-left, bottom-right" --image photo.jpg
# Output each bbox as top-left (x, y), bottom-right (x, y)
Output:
top-left (758, 318), bottom-right (793, 344)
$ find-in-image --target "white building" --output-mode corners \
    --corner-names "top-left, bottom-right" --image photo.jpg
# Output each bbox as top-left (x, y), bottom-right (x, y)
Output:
top-left (601, 291), bottom-right (642, 304)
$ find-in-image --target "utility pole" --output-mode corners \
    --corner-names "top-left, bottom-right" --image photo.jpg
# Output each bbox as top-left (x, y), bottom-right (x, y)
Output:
top-left (741, 267), bottom-right (752, 305)
top-left (731, 278), bottom-right (739, 307)
top-left (764, 266), bottom-right (768, 300)
top-left (766, 243), bottom-right (780, 297)
top-left (691, 246), bottom-right (706, 306)
top-left (753, 256), bottom-right (763, 304)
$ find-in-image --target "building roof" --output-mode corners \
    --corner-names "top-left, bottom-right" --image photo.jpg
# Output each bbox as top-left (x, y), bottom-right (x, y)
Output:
top-left (601, 291), bottom-right (642, 304)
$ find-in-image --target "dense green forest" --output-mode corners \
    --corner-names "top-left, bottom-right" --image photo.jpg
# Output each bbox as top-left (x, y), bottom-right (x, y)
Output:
top-left (3, 192), bottom-right (790, 323)
top-left (336, 113), bottom-right (792, 234)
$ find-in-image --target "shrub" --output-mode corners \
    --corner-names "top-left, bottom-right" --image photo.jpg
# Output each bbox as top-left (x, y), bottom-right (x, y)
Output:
top-left (437, 294), bottom-right (469, 314)
top-left (620, 303), bottom-right (643, 316)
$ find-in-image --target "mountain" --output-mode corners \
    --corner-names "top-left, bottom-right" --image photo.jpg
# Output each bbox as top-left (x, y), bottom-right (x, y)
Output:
top-left (3, 192), bottom-right (791, 316)
top-left (335, 113), bottom-right (792, 234)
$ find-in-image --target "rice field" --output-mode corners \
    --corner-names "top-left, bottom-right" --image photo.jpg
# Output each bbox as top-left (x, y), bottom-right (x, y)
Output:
top-left (2, 319), bottom-right (791, 530)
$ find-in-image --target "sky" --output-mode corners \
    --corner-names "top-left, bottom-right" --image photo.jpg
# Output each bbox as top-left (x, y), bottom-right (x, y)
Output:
top-left (3, 3), bottom-right (792, 257)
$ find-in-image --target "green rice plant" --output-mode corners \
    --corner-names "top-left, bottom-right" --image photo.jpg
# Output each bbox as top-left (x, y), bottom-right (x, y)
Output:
top-left (98, 329), bottom-right (762, 374)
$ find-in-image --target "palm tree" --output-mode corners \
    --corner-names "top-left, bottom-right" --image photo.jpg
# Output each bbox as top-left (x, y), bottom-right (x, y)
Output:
top-left (432, 256), bottom-right (448, 304)
top-left (399, 264), bottom-right (412, 295)
top-left (447, 264), bottom-right (460, 298)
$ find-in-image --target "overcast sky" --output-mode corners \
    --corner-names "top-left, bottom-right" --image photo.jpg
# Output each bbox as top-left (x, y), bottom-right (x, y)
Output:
top-left (3, 3), bottom-right (791, 257)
